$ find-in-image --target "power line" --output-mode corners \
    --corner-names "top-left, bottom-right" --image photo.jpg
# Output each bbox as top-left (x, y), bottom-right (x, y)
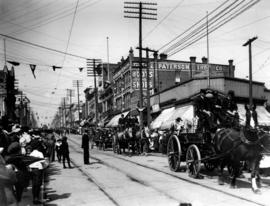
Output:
top-left (167, 0), bottom-right (260, 57)
top-left (0, 33), bottom-right (90, 60)
top-left (9, 0), bottom-right (101, 36)
top-left (164, 0), bottom-right (242, 54)
top-left (158, 0), bottom-right (230, 51)
top-left (142, 0), bottom-right (185, 41)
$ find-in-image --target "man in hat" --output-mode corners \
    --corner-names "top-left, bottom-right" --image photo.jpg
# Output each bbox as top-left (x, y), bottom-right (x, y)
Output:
top-left (194, 89), bottom-right (215, 132)
top-left (81, 129), bottom-right (90, 164)
top-left (29, 141), bottom-right (46, 204)
top-left (118, 114), bottom-right (125, 131)
top-left (170, 117), bottom-right (184, 135)
top-left (222, 90), bottom-right (239, 128)
top-left (60, 136), bottom-right (72, 169)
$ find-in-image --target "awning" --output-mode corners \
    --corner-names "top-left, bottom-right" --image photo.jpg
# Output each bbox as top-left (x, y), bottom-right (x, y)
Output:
top-left (150, 107), bottom-right (175, 129)
top-left (237, 104), bottom-right (270, 126)
top-left (106, 111), bottom-right (129, 127)
top-left (160, 105), bottom-right (194, 130)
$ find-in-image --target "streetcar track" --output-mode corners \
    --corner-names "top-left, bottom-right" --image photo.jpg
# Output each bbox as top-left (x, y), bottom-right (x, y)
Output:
top-left (68, 143), bottom-right (179, 203)
top-left (69, 137), bottom-right (267, 206)
top-left (68, 156), bottom-right (120, 206)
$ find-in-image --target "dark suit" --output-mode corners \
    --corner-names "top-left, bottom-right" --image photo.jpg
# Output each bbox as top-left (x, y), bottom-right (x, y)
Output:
top-left (60, 138), bottom-right (71, 168)
top-left (81, 133), bottom-right (90, 164)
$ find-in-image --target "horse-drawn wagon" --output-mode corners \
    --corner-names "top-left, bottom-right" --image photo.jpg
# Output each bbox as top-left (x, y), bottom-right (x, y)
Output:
top-left (163, 89), bottom-right (270, 193)
top-left (167, 131), bottom-right (216, 177)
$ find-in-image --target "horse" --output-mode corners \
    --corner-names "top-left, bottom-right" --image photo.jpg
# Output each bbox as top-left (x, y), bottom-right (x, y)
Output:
top-left (115, 128), bottom-right (128, 154)
top-left (213, 127), bottom-right (270, 193)
top-left (125, 126), bottom-right (141, 155)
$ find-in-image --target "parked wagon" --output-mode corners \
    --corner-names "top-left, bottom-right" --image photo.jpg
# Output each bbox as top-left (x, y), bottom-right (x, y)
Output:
top-left (167, 131), bottom-right (216, 177)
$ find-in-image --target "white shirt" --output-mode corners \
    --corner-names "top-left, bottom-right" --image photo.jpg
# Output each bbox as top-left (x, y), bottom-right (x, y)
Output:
top-left (29, 150), bottom-right (45, 170)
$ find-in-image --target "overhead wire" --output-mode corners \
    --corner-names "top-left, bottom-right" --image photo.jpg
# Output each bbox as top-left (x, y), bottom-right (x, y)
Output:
top-left (164, 0), bottom-right (242, 55)
top-left (164, 0), bottom-right (241, 54)
top-left (52, 0), bottom-right (80, 118)
top-left (158, 0), bottom-right (230, 51)
top-left (167, 0), bottom-right (260, 57)
top-left (0, 33), bottom-right (88, 59)
top-left (4, 1), bottom-right (82, 34)
top-left (0, 0), bottom-right (58, 29)
top-left (9, 0), bottom-right (101, 36)
top-left (142, 0), bottom-right (185, 42)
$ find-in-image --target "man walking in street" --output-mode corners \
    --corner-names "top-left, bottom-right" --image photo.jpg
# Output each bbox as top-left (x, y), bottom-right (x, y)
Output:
top-left (81, 129), bottom-right (90, 165)
top-left (60, 136), bottom-right (72, 169)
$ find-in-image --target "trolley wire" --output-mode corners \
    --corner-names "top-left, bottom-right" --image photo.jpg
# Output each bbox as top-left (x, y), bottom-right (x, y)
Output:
top-left (164, 0), bottom-right (241, 55)
top-left (168, 0), bottom-right (260, 57)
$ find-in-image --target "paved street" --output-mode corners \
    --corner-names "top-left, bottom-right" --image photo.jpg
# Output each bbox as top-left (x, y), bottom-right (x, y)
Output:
top-left (43, 134), bottom-right (270, 206)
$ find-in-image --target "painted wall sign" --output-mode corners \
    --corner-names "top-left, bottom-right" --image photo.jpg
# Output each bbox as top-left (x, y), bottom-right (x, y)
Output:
top-left (131, 70), bottom-right (153, 90)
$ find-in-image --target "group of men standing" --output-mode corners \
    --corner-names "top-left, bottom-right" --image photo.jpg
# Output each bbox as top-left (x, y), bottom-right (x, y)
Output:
top-left (194, 89), bottom-right (258, 133)
top-left (118, 114), bottom-right (139, 131)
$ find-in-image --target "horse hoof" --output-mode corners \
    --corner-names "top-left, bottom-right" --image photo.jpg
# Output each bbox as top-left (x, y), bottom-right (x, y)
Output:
top-left (218, 181), bottom-right (224, 185)
top-left (230, 185), bottom-right (237, 189)
top-left (253, 189), bottom-right (261, 194)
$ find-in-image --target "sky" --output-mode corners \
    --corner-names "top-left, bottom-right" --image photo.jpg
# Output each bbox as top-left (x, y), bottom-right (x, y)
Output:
top-left (0, 0), bottom-right (270, 126)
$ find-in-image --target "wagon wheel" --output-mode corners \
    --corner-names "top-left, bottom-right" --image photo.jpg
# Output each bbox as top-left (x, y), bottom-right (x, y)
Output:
top-left (167, 135), bottom-right (181, 172)
top-left (186, 144), bottom-right (201, 178)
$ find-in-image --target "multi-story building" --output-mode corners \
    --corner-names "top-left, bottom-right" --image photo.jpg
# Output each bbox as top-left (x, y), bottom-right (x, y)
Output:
top-left (98, 63), bottom-right (118, 126)
top-left (106, 48), bottom-right (235, 126)
top-left (0, 65), bottom-right (16, 123)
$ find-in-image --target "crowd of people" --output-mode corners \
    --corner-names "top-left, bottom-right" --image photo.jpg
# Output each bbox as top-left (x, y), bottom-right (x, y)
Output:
top-left (0, 122), bottom-right (55, 205)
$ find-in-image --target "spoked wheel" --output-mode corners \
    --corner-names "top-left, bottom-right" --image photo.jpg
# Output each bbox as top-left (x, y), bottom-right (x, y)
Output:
top-left (167, 135), bottom-right (181, 172)
top-left (186, 144), bottom-right (201, 178)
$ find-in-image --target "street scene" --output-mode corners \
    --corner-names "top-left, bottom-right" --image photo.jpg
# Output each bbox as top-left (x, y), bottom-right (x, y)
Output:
top-left (1, 0), bottom-right (270, 206)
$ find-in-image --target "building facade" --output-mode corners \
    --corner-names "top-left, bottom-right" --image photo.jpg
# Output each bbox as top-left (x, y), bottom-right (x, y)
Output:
top-left (111, 48), bottom-right (235, 119)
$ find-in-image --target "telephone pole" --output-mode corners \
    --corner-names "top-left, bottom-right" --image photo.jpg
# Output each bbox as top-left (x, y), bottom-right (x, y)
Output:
top-left (136, 47), bottom-right (157, 128)
top-left (66, 89), bottom-right (74, 131)
top-left (124, 1), bottom-right (157, 130)
top-left (87, 58), bottom-right (102, 127)
top-left (243, 36), bottom-right (257, 108)
top-left (63, 97), bottom-right (67, 129)
top-left (72, 80), bottom-right (83, 123)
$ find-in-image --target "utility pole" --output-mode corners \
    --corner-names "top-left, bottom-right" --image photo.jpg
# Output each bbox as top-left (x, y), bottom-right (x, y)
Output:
top-left (136, 47), bottom-right (157, 128)
top-left (66, 89), bottom-right (74, 131)
top-left (124, 1), bottom-right (157, 130)
top-left (243, 36), bottom-right (257, 108)
top-left (153, 51), bottom-right (158, 93)
top-left (63, 97), bottom-right (67, 129)
top-left (87, 59), bottom-right (102, 127)
top-left (206, 11), bottom-right (211, 88)
top-left (72, 80), bottom-right (83, 123)
top-left (20, 91), bottom-right (23, 125)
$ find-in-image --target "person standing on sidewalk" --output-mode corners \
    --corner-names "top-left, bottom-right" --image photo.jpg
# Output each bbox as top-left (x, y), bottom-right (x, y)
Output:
top-left (81, 129), bottom-right (90, 165)
top-left (29, 142), bottom-right (46, 205)
top-left (60, 136), bottom-right (72, 169)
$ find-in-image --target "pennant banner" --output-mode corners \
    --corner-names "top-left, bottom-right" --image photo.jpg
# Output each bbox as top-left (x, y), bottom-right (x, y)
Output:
top-left (52, 66), bottom-right (62, 71)
top-left (29, 64), bottom-right (36, 79)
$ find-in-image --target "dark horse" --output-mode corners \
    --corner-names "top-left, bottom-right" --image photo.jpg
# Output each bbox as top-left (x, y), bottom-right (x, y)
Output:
top-left (125, 126), bottom-right (141, 155)
top-left (213, 127), bottom-right (270, 193)
top-left (115, 128), bottom-right (128, 154)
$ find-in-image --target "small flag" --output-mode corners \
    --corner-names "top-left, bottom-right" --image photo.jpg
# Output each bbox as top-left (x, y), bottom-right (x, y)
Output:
top-left (52, 66), bottom-right (62, 71)
top-left (7, 61), bottom-right (20, 66)
top-left (30, 64), bottom-right (36, 79)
